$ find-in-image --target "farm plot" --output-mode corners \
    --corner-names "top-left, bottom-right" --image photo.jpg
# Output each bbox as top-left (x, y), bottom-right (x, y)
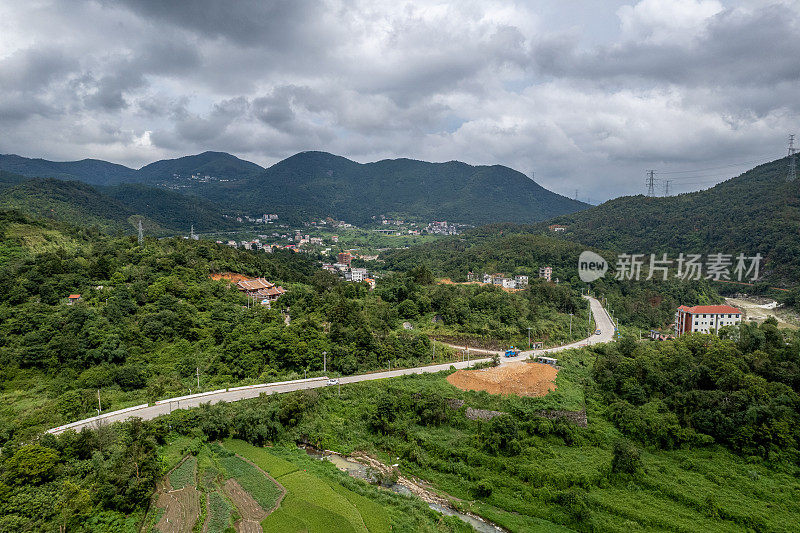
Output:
top-left (153, 468), bottom-right (202, 533)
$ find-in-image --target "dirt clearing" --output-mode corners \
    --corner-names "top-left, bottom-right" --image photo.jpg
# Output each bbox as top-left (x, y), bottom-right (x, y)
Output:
top-left (447, 361), bottom-right (557, 396)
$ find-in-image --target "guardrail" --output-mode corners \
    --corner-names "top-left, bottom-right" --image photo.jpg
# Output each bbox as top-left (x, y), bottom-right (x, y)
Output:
top-left (228, 376), bottom-right (328, 391)
top-left (154, 388), bottom-right (227, 405)
top-left (47, 403), bottom-right (149, 434)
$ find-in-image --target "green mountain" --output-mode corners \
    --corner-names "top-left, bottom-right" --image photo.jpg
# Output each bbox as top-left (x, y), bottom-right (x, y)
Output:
top-left (204, 151), bottom-right (588, 224)
top-left (135, 150), bottom-right (264, 184)
top-left (0, 154), bottom-right (139, 186)
top-left (0, 177), bottom-right (236, 234)
top-left (545, 156), bottom-right (800, 285)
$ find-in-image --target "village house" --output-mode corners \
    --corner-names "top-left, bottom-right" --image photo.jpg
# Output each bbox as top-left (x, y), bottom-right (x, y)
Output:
top-left (514, 275), bottom-right (529, 287)
top-left (548, 224), bottom-right (567, 232)
top-left (67, 294), bottom-right (81, 305)
top-left (539, 266), bottom-right (553, 282)
top-left (674, 305), bottom-right (742, 336)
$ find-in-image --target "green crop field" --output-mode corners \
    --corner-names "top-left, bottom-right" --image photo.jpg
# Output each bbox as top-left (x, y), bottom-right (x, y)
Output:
top-left (217, 454), bottom-right (283, 511)
top-left (205, 491), bottom-right (233, 533)
top-left (169, 455), bottom-right (196, 489)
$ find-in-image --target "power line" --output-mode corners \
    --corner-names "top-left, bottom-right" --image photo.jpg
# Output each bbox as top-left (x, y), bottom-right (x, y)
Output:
top-left (657, 157), bottom-right (776, 175)
top-left (646, 170), bottom-right (655, 196)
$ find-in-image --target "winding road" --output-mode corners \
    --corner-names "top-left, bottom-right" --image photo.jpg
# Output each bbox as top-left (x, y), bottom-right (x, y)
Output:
top-left (48, 296), bottom-right (613, 435)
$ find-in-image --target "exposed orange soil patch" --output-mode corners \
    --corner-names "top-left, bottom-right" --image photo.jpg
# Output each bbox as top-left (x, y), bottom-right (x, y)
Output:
top-left (210, 272), bottom-right (251, 283)
top-left (447, 361), bottom-right (558, 396)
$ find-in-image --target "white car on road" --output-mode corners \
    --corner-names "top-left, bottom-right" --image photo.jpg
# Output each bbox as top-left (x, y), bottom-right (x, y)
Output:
top-left (327, 379), bottom-right (339, 386)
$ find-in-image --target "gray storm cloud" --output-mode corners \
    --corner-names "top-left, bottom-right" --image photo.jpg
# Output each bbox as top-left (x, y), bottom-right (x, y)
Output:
top-left (0, 0), bottom-right (797, 201)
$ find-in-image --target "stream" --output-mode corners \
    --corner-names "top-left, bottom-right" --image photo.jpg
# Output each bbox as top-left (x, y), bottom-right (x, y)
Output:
top-left (302, 446), bottom-right (504, 532)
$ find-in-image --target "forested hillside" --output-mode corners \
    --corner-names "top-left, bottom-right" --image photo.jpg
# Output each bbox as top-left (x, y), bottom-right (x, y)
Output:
top-left (0, 178), bottom-right (236, 235)
top-left (0, 212), bottom-right (588, 442)
top-left (546, 156), bottom-right (800, 285)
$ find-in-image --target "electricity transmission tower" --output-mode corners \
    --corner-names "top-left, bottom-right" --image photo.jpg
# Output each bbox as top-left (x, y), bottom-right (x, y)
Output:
top-left (646, 170), bottom-right (656, 196)
top-left (663, 179), bottom-right (672, 197)
top-left (788, 134), bottom-right (797, 182)
top-left (190, 224), bottom-right (196, 240)
top-left (137, 219), bottom-right (143, 244)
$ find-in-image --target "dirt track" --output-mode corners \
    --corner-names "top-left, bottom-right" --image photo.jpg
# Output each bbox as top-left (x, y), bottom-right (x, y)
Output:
top-left (446, 361), bottom-right (557, 396)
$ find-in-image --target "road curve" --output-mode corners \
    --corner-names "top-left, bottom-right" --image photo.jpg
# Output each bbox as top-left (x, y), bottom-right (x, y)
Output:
top-left (48, 296), bottom-right (612, 434)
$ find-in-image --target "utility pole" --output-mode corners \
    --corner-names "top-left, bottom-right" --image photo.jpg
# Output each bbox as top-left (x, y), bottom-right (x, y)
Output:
top-left (788, 134), bottom-right (797, 181)
top-left (432, 341), bottom-right (435, 362)
top-left (323, 351), bottom-right (327, 374)
top-left (97, 389), bottom-right (102, 414)
top-left (587, 299), bottom-right (591, 338)
top-left (138, 219), bottom-right (143, 245)
top-left (196, 367), bottom-right (200, 390)
top-left (527, 327), bottom-right (531, 348)
top-left (646, 170), bottom-right (656, 197)
top-left (569, 313), bottom-right (573, 337)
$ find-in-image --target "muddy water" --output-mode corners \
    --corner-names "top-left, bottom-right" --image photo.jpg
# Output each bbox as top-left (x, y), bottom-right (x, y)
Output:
top-left (302, 446), bottom-right (505, 532)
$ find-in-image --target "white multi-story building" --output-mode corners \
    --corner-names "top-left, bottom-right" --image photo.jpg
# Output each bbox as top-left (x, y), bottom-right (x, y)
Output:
top-left (675, 305), bottom-right (742, 336)
top-left (349, 268), bottom-right (368, 282)
top-left (514, 275), bottom-right (529, 287)
top-left (539, 266), bottom-right (552, 282)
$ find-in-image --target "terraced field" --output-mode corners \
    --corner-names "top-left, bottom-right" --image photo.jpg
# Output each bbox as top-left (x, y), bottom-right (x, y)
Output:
top-left (223, 439), bottom-right (391, 533)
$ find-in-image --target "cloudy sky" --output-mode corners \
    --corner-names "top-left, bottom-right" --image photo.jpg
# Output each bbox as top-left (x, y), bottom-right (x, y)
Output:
top-left (1, 0), bottom-right (798, 202)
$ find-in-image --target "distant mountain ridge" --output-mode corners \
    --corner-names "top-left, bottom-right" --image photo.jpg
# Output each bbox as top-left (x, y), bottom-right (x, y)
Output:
top-left (0, 150), bottom-right (588, 225)
top-left (202, 151), bottom-right (588, 225)
top-left (0, 151), bottom-right (264, 187)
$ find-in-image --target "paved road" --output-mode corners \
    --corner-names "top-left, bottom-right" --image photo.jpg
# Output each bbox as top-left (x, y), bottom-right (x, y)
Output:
top-left (48, 296), bottom-right (612, 435)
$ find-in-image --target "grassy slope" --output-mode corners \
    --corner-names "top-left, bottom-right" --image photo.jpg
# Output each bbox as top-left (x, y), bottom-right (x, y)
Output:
top-left (291, 363), bottom-right (800, 532)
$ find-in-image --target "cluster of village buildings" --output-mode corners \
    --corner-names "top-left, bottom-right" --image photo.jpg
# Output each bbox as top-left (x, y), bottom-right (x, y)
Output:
top-left (321, 252), bottom-right (376, 289)
top-left (467, 266), bottom-right (555, 289)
